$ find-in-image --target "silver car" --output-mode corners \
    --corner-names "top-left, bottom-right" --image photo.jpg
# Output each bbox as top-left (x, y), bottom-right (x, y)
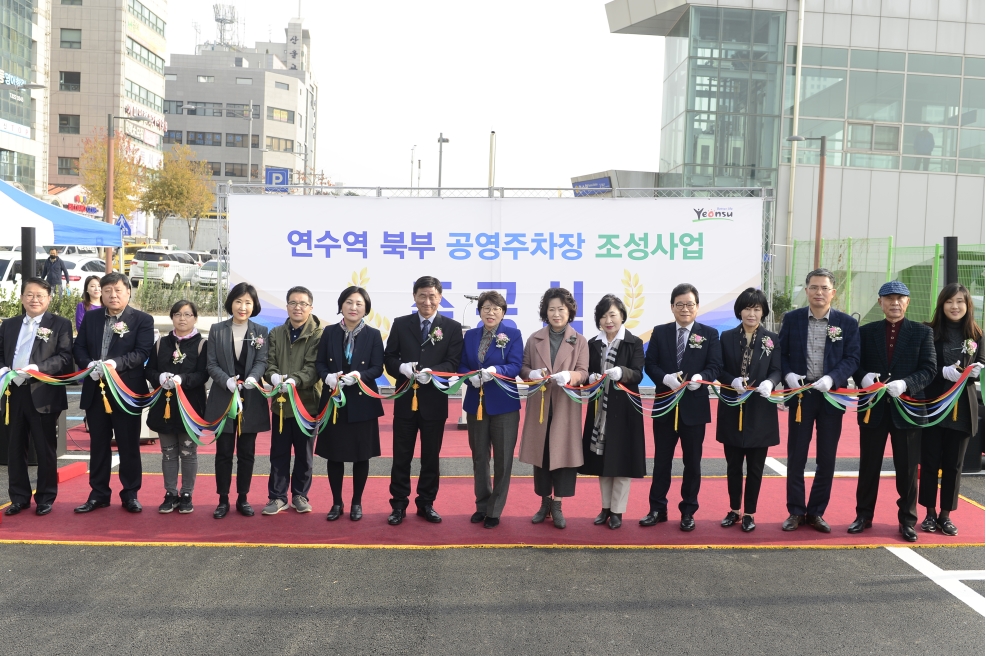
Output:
top-left (191, 259), bottom-right (228, 289)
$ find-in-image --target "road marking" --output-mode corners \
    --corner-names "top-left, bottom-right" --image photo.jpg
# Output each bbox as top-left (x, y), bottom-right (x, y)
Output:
top-left (67, 391), bottom-right (81, 395)
top-left (67, 416), bottom-right (85, 420)
top-left (763, 458), bottom-right (894, 478)
top-left (886, 547), bottom-right (986, 618)
top-left (764, 457), bottom-right (787, 476)
top-left (58, 454), bottom-right (118, 467)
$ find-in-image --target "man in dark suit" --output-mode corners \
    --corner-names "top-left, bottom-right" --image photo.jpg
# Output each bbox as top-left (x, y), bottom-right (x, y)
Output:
top-left (1, 277), bottom-right (74, 516)
top-left (779, 267), bottom-right (860, 533)
top-left (641, 283), bottom-right (722, 531)
top-left (849, 281), bottom-right (936, 542)
top-left (73, 272), bottom-right (155, 513)
top-left (383, 276), bottom-right (463, 525)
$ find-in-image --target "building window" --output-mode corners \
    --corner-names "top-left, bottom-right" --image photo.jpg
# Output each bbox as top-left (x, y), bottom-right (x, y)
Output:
top-left (275, 81), bottom-right (289, 91)
top-left (59, 72), bottom-right (81, 92)
top-left (905, 74), bottom-right (960, 126)
top-left (124, 79), bottom-right (163, 112)
top-left (57, 157), bottom-right (80, 176)
top-left (198, 161), bottom-right (221, 176)
top-left (186, 102), bottom-right (223, 117)
top-left (58, 115), bottom-right (80, 134)
top-left (163, 130), bottom-right (182, 144)
top-left (60, 28), bottom-right (82, 49)
top-left (267, 107), bottom-right (294, 123)
top-left (265, 136), bottom-right (293, 152)
top-left (186, 132), bottom-right (222, 147)
top-left (163, 100), bottom-right (183, 114)
top-left (61, 0), bottom-right (83, 4)
top-left (126, 37), bottom-right (165, 74)
top-left (127, 0), bottom-right (166, 37)
top-left (165, 73), bottom-right (177, 81)
top-left (236, 77), bottom-right (253, 85)
top-left (226, 103), bottom-right (260, 119)
top-left (197, 75), bottom-right (215, 83)
top-left (225, 133), bottom-right (259, 148)
top-left (225, 162), bottom-right (248, 177)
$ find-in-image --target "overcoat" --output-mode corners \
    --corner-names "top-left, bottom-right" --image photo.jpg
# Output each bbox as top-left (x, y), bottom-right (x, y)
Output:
top-left (205, 319), bottom-right (271, 434)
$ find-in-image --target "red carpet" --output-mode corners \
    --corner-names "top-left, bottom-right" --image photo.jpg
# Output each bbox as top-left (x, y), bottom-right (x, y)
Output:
top-left (1, 474), bottom-right (980, 548)
top-left (66, 399), bottom-right (864, 459)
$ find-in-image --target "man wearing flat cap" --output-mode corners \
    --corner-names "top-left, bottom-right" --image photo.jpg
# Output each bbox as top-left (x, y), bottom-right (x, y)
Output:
top-left (849, 281), bottom-right (936, 542)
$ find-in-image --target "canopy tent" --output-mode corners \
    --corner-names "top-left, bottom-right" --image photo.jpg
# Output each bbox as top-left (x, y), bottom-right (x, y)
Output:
top-left (0, 179), bottom-right (122, 247)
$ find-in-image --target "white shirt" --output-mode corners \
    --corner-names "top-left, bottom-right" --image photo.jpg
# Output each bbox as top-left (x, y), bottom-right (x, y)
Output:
top-left (596, 326), bottom-right (626, 362)
top-left (12, 314), bottom-right (42, 370)
top-left (675, 321), bottom-right (694, 336)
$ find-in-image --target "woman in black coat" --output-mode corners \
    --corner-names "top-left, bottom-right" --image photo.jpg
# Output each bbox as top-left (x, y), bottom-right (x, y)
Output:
top-left (715, 288), bottom-right (782, 533)
top-left (145, 301), bottom-right (209, 515)
top-left (314, 286), bottom-right (385, 522)
top-left (578, 295), bottom-right (646, 530)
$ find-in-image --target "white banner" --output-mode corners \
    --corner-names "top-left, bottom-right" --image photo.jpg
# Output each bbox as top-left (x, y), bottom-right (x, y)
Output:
top-left (228, 196), bottom-right (763, 343)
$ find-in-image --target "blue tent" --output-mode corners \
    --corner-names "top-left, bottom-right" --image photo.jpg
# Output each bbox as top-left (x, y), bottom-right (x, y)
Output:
top-left (0, 179), bottom-right (123, 247)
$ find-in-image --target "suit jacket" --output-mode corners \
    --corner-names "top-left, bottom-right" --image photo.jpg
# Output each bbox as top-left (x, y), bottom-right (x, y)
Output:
top-left (779, 306), bottom-right (861, 414)
top-left (384, 313), bottom-right (464, 421)
top-left (0, 312), bottom-right (73, 414)
top-left (316, 322), bottom-right (385, 424)
top-left (457, 324), bottom-right (523, 416)
top-left (643, 321), bottom-right (723, 426)
top-left (716, 325), bottom-right (782, 447)
top-left (926, 332), bottom-right (984, 430)
top-left (205, 319), bottom-right (270, 434)
top-left (73, 305), bottom-right (154, 411)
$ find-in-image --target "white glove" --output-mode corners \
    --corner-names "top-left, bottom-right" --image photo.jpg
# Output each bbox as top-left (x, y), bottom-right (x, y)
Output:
top-left (12, 364), bottom-right (35, 386)
top-left (687, 373), bottom-right (702, 391)
top-left (88, 360), bottom-right (104, 381)
top-left (226, 377), bottom-right (238, 393)
top-left (970, 363), bottom-right (983, 380)
top-left (942, 365), bottom-right (962, 383)
top-left (341, 371), bottom-right (360, 386)
top-left (399, 362), bottom-right (417, 380)
top-left (481, 366), bottom-right (496, 382)
top-left (324, 372), bottom-right (339, 390)
top-left (784, 373), bottom-right (805, 390)
top-left (528, 368), bottom-right (546, 380)
top-left (171, 375), bottom-right (182, 387)
top-left (731, 377), bottom-right (746, 393)
top-left (663, 373), bottom-right (683, 390)
top-left (104, 359), bottom-right (116, 369)
top-left (604, 367), bottom-right (622, 382)
top-left (413, 368), bottom-right (432, 384)
top-left (446, 375), bottom-right (459, 385)
top-left (885, 380), bottom-right (906, 398)
top-left (757, 380), bottom-right (773, 399)
top-left (588, 373), bottom-right (602, 385)
top-left (243, 376), bottom-right (257, 390)
top-left (469, 374), bottom-right (482, 388)
top-left (282, 377), bottom-right (296, 387)
top-left (550, 371), bottom-right (571, 386)
top-left (270, 373), bottom-right (283, 387)
top-left (159, 373), bottom-right (172, 387)
top-left (811, 375), bottom-right (833, 393)
top-left (860, 372), bottom-right (880, 388)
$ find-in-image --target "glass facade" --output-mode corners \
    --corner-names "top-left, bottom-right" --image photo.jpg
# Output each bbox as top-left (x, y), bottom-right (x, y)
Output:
top-left (660, 7), bottom-right (785, 188)
top-left (0, 0), bottom-right (35, 191)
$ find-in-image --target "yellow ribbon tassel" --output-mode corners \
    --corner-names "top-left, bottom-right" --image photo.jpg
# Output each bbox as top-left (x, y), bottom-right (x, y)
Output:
top-left (333, 402), bottom-right (338, 425)
top-left (863, 407), bottom-right (871, 424)
top-left (738, 405), bottom-right (743, 432)
top-left (796, 393), bottom-right (803, 423)
top-left (594, 396), bottom-right (599, 417)
top-left (477, 384), bottom-right (484, 421)
top-left (100, 380), bottom-right (112, 414)
top-left (278, 396), bottom-right (286, 432)
top-left (164, 391), bottom-right (172, 419)
top-left (539, 387), bottom-right (545, 424)
top-left (237, 408), bottom-right (242, 434)
top-left (674, 403), bottom-right (679, 431)
top-left (952, 402), bottom-right (958, 421)
top-left (4, 388), bottom-right (9, 425)
top-left (412, 383), bottom-right (419, 412)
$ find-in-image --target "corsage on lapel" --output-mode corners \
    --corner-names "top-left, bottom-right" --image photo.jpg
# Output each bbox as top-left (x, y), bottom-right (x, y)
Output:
top-left (688, 334), bottom-right (705, 349)
top-left (761, 335), bottom-right (774, 356)
top-left (961, 339), bottom-right (978, 357)
top-left (427, 326), bottom-right (443, 345)
top-left (112, 321), bottom-right (129, 337)
top-left (565, 334), bottom-right (578, 346)
top-left (249, 333), bottom-right (265, 350)
top-left (172, 346), bottom-right (186, 365)
top-left (35, 327), bottom-right (53, 343)
top-left (495, 332), bottom-right (510, 356)
top-left (827, 326), bottom-right (843, 342)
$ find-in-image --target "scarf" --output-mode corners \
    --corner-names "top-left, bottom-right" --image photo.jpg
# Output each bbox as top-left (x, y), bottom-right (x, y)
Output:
top-left (341, 318), bottom-right (365, 364)
top-left (172, 328), bottom-right (200, 341)
top-left (590, 335), bottom-right (621, 456)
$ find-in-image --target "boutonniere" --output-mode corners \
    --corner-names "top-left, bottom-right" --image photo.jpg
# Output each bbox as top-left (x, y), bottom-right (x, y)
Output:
top-left (428, 326), bottom-right (443, 345)
top-left (827, 326), bottom-right (843, 342)
top-left (35, 327), bottom-right (52, 343)
top-left (172, 347), bottom-right (186, 365)
top-left (962, 339), bottom-right (978, 356)
top-left (112, 321), bottom-right (129, 337)
top-left (688, 334), bottom-right (705, 349)
top-left (761, 335), bottom-right (774, 355)
top-left (495, 332), bottom-right (509, 355)
top-left (565, 334), bottom-right (578, 345)
top-left (249, 334), bottom-right (265, 350)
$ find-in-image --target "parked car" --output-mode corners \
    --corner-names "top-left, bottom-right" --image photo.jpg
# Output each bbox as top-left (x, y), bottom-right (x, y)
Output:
top-left (49, 245), bottom-right (101, 260)
top-left (192, 259), bottom-right (228, 290)
top-left (129, 249), bottom-right (198, 287)
top-left (182, 251), bottom-right (213, 266)
top-left (62, 257), bottom-right (115, 293)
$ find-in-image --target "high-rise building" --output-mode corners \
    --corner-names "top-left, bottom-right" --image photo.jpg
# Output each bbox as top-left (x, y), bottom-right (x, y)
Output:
top-left (49, 0), bottom-right (168, 188)
top-left (605, 0), bottom-right (985, 286)
top-left (162, 18), bottom-right (318, 187)
top-left (0, 0), bottom-right (51, 196)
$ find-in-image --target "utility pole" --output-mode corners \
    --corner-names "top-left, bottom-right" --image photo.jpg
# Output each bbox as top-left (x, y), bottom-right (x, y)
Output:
top-left (437, 133), bottom-right (449, 197)
top-left (104, 113), bottom-right (115, 273)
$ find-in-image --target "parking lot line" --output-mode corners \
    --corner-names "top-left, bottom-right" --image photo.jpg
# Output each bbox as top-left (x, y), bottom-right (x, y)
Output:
top-left (886, 547), bottom-right (986, 618)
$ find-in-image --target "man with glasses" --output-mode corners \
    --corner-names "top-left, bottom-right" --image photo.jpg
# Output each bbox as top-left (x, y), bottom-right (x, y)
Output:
top-left (1, 278), bottom-right (74, 516)
top-left (74, 272), bottom-right (155, 513)
top-left (262, 286), bottom-right (323, 515)
top-left (641, 283), bottom-right (722, 531)
top-left (779, 268), bottom-right (860, 533)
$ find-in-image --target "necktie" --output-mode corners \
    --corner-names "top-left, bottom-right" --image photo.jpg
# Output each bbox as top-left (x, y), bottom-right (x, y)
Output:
top-left (676, 326), bottom-right (687, 368)
top-left (421, 319), bottom-right (431, 343)
top-left (13, 317), bottom-right (36, 370)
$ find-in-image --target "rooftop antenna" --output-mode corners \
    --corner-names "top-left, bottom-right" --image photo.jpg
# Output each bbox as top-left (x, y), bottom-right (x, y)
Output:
top-left (192, 22), bottom-right (201, 49)
top-left (213, 4), bottom-right (237, 46)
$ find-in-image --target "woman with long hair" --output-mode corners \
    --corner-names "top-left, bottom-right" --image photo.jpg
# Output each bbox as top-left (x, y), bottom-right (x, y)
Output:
top-left (75, 275), bottom-right (102, 330)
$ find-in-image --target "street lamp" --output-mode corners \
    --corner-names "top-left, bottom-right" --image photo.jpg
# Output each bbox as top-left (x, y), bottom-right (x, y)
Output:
top-left (105, 113), bottom-right (150, 273)
top-left (437, 133), bottom-right (449, 196)
top-left (786, 134), bottom-right (827, 270)
top-left (410, 144), bottom-right (416, 190)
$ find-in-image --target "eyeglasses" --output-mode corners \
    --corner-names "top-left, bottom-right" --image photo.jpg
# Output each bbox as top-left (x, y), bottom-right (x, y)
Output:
top-left (480, 306), bottom-right (503, 314)
top-left (173, 313), bottom-right (195, 319)
top-left (22, 293), bottom-right (48, 301)
top-left (807, 286), bottom-right (833, 293)
top-left (287, 301), bottom-right (311, 309)
top-left (673, 302), bottom-right (696, 310)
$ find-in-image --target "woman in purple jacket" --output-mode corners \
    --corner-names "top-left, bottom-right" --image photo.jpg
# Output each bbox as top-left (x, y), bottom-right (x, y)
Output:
top-left (75, 275), bottom-right (102, 330)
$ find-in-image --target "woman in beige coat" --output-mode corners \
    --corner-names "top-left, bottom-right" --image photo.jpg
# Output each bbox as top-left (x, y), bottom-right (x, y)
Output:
top-left (519, 287), bottom-right (589, 528)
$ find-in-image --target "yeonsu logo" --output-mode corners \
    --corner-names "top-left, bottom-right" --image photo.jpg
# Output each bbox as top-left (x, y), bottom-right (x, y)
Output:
top-left (693, 207), bottom-right (734, 222)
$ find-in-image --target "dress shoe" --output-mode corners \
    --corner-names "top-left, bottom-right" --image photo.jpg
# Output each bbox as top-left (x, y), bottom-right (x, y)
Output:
top-left (899, 524), bottom-right (918, 542)
top-left (4, 502), bottom-right (29, 516)
top-left (350, 504), bottom-right (363, 521)
top-left (483, 516), bottom-right (499, 529)
top-left (721, 511), bottom-right (741, 528)
top-left (920, 514), bottom-right (938, 533)
top-left (594, 509), bottom-right (611, 525)
top-left (416, 505), bottom-right (442, 523)
top-left (213, 502), bottom-right (230, 519)
top-left (680, 514), bottom-right (696, 532)
top-left (388, 508), bottom-right (407, 525)
top-left (807, 515), bottom-right (831, 533)
top-left (847, 516), bottom-right (872, 534)
top-left (531, 496), bottom-right (552, 524)
top-left (35, 503), bottom-right (53, 516)
top-left (123, 498), bottom-right (143, 513)
top-left (607, 513), bottom-right (622, 530)
top-left (470, 511), bottom-right (486, 524)
top-left (74, 499), bottom-right (110, 514)
top-left (937, 517), bottom-right (958, 536)
top-left (639, 510), bottom-right (668, 527)
top-left (236, 498), bottom-right (255, 517)
top-left (781, 514), bottom-right (805, 531)
top-left (550, 499), bottom-right (565, 529)
top-left (326, 504), bottom-right (344, 521)
top-left (741, 515), bottom-right (756, 532)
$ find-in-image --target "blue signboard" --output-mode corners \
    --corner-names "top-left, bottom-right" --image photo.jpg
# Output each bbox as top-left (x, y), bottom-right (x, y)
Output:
top-left (265, 167), bottom-right (290, 193)
top-left (572, 176), bottom-right (613, 197)
top-left (116, 214), bottom-right (131, 236)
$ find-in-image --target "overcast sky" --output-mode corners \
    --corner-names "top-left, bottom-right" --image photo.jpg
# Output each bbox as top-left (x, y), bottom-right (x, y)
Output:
top-left (165, 0), bottom-right (663, 188)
